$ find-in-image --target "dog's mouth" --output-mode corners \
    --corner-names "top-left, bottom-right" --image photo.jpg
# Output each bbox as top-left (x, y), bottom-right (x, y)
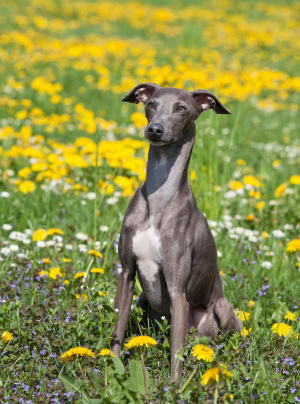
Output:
top-left (148, 139), bottom-right (169, 146)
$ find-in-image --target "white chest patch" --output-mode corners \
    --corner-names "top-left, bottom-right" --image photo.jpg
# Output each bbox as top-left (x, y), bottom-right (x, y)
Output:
top-left (132, 227), bottom-right (161, 282)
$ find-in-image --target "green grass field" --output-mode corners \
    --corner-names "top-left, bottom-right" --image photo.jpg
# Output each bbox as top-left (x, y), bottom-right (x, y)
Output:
top-left (0, 0), bottom-right (300, 402)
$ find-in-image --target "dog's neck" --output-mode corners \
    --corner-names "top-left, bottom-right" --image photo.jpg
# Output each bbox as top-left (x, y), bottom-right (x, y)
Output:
top-left (145, 123), bottom-right (196, 227)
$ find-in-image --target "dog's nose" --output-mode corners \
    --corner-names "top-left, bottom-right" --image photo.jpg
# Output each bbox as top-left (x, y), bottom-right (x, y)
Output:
top-left (146, 123), bottom-right (164, 139)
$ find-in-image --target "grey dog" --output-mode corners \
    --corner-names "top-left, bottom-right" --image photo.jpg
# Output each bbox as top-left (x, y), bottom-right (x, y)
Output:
top-left (111, 83), bottom-right (241, 381)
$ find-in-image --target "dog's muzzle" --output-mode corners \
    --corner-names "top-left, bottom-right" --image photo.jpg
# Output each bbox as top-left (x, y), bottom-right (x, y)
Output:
top-left (145, 123), bottom-right (164, 140)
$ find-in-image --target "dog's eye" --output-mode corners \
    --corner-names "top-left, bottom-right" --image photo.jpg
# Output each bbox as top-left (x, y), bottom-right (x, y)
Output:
top-left (148, 103), bottom-right (155, 109)
top-left (177, 106), bottom-right (186, 111)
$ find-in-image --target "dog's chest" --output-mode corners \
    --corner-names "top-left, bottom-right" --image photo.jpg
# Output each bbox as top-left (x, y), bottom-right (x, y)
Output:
top-left (132, 227), bottom-right (161, 282)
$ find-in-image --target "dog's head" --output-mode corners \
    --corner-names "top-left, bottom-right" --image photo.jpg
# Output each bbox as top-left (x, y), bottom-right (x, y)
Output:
top-left (122, 83), bottom-right (231, 146)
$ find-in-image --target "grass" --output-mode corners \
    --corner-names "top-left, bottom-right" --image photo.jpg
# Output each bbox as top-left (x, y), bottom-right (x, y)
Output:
top-left (0, 0), bottom-right (300, 402)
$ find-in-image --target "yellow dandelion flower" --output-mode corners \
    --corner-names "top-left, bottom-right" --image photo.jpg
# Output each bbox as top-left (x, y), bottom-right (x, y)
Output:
top-left (90, 268), bottom-right (104, 274)
top-left (256, 201), bottom-right (265, 211)
top-left (63, 280), bottom-right (70, 285)
top-left (243, 175), bottom-right (262, 188)
top-left (42, 258), bottom-right (51, 264)
top-left (38, 270), bottom-right (48, 276)
top-left (49, 267), bottom-right (62, 280)
top-left (236, 159), bottom-right (246, 166)
top-left (275, 183), bottom-right (286, 197)
top-left (2, 331), bottom-right (13, 343)
top-left (229, 180), bottom-right (244, 191)
top-left (88, 250), bottom-right (103, 258)
top-left (272, 159), bottom-right (281, 168)
top-left (60, 347), bottom-right (95, 362)
top-left (74, 272), bottom-right (86, 279)
top-left (248, 301), bottom-right (255, 308)
top-left (241, 327), bottom-right (250, 337)
top-left (296, 263), bottom-right (300, 268)
top-left (201, 364), bottom-right (233, 386)
top-left (125, 336), bottom-right (157, 350)
top-left (190, 170), bottom-right (197, 181)
top-left (246, 213), bottom-right (255, 221)
top-left (290, 175), bottom-right (300, 185)
top-left (19, 180), bottom-right (36, 194)
top-left (271, 323), bottom-right (292, 337)
top-left (234, 310), bottom-right (251, 322)
top-left (262, 231), bottom-right (269, 239)
top-left (99, 349), bottom-right (115, 357)
top-left (32, 229), bottom-right (47, 241)
top-left (47, 228), bottom-right (64, 236)
top-left (285, 311), bottom-right (296, 322)
top-left (191, 344), bottom-right (214, 362)
top-left (99, 291), bottom-right (106, 296)
top-left (286, 239), bottom-right (300, 253)
top-left (62, 258), bottom-right (72, 263)
top-left (75, 294), bottom-right (88, 302)
top-left (223, 394), bottom-right (234, 401)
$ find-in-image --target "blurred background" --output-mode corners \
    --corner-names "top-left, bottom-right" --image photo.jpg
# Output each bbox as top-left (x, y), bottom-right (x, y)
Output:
top-left (1, 1), bottom-right (300, 402)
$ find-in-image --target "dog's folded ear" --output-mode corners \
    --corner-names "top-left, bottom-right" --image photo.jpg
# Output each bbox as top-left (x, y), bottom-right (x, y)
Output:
top-left (191, 90), bottom-right (231, 114)
top-left (122, 83), bottom-right (159, 104)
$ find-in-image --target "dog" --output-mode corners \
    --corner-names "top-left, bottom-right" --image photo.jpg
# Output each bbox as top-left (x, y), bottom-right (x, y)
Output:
top-left (111, 83), bottom-right (241, 381)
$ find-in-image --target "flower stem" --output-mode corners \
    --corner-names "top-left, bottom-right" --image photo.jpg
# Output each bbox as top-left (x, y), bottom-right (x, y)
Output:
top-left (180, 365), bottom-right (198, 393)
top-left (214, 381), bottom-right (219, 403)
top-left (78, 359), bottom-right (88, 380)
top-left (105, 360), bottom-right (108, 386)
top-left (141, 351), bottom-right (148, 395)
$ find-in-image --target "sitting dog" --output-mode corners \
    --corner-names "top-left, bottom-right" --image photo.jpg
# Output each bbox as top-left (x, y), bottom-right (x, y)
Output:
top-left (111, 83), bottom-right (241, 381)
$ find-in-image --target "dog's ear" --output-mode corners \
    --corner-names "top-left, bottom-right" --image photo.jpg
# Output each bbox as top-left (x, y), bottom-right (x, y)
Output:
top-left (191, 90), bottom-right (231, 114)
top-left (122, 83), bottom-right (159, 104)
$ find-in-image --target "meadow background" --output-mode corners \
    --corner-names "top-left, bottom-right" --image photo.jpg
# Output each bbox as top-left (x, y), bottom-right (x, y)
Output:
top-left (0, 0), bottom-right (300, 402)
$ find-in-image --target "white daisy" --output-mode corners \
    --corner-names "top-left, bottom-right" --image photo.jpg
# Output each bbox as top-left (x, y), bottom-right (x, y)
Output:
top-left (2, 224), bottom-right (12, 231)
top-left (78, 244), bottom-right (88, 252)
top-left (1, 247), bottom-right (10, 256)
top-left (1, 191), bottom-right (10, 198)
top-left (9, 245), bottom-right (19, 252)
top-left (265, 251), bottom-right (275, 256)
top-left (261, 261), bottom-right (272, 269)
top-left (36, 241), bottom-right (46, 248)
top-left (86, 192), bottom-right (96, 200)
top-left (224, 191), bottom-right (236, 199)
top-left (76, 233), bottom-right (88, 241)
top-left (106, 197), bottom-right (119, 205)
top-left (272, 230), bottom-right (286, 238)
top-left (100, 226), bottom-right (108, 232)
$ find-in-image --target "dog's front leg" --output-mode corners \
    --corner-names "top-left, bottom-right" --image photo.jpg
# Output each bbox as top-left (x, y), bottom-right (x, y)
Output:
top-left (111, 270), bottom-right (135, 357)
top-left (169, 291), bottom-right (189, 383)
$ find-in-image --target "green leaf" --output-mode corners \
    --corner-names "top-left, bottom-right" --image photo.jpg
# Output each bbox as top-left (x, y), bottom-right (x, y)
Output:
top-left (59, 375), bottom-right (85, 392)
top-left (102, 304), bottom-right (114, 313)
top-left (124, 359), bottom-right (151, 394)
top-left (111, 356), bottom-right (125, 376)
top-left (59, 375), bottom-right (90, 404)
top-left (287, 393), bottom-right (296, 403)
top-left (87, 371), bottom-right (101, 392)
